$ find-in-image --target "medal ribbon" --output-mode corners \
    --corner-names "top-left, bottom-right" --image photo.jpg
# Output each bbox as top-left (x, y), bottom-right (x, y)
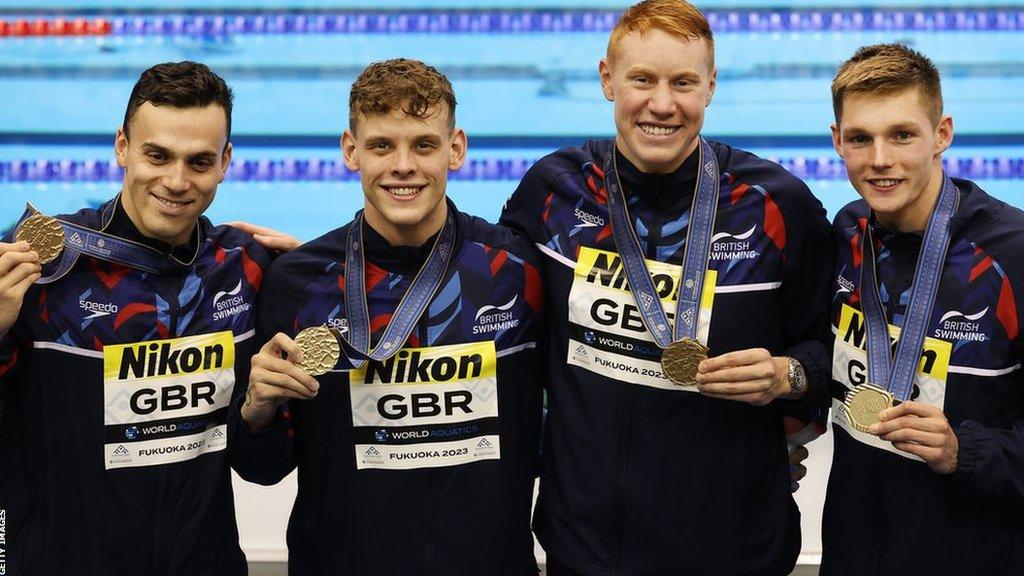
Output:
top-left (603, 138), bottom-right (720, 347)
top-left (334, 200), bottom-right (456, 369)
top-left (859, 174), bottom-right (959, 401)
top-left (14, 203), bottom-right (195, 284)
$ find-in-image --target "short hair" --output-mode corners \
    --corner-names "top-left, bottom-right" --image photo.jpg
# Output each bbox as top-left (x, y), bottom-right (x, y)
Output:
top-left (122, 61), bottom-right (234, 145)
top-left (832, 43), bottom-right (943, 125)
top-left (348, 58), bottom-right (457, 133)
top-left (607, 0), bottom-right (714, 67)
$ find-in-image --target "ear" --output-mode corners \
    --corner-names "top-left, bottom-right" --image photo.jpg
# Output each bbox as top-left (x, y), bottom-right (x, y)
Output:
top-left (115, 127), bottom-right (128, 168)
top-left (830, 123), bottom-right (843, 158)
top-left (599, 57), bottom-right (614, 102)
top-left (448, 128), bottom-right (468, 171)
top-left (341, 130), bottom-right (359, 171)
top-left (935, 114), bottom-right (953, 156)
top-left (705, 67), bottom-right (717, 107)
top-left (218, 142), bottom-right (233, 183)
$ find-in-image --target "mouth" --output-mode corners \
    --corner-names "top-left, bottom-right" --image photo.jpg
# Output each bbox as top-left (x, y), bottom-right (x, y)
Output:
top-left (382, 184), bottom-right (426, 199)
top-left (866, 178), bottom-right (904, 191)
top-left (150, 193), bottom-right (193, 211)
top-left (637, 123), bottom-right (680, 137)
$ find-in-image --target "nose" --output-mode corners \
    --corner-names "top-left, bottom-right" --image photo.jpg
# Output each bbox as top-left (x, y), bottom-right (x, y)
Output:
top-left (391, 148), bottom-right (416, 178)
top-left (163, 161), bottom-right (191, 193)
top-left (869, 141), bottom-right (894, 170)
top-left (647, 82), bottom-right (675, 117)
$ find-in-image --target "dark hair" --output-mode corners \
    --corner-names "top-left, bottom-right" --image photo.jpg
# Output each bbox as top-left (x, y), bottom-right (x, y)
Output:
top-left (122, 61), bottom-right (234, 145)
top-left (832, 43), bottom-right (943, 125)
top-left (349, 58), bottom-right (456, 133)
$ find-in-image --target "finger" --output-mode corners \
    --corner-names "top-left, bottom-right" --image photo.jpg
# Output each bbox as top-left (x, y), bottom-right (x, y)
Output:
top-left (254, 233), bottom-right (301, 252)
top-left (254, 354), bottom-right (320, 394)
top-left (869, 415), bottom-right (946, 436)
top-left (891, 442), bottom-right (943, 464)
top-left (250, 380), bottom-right (314, 403)
top-left (252, 363), bottom-right (320, 398)
top-left (879, 400), bottom-right (942, 421)
top-left (262, 332), bottom-right (300, 358)
top-left (790, 463), bottom-right (807, 482)
top-left (224, 221), bottom-right (273, 235)
top-left (8, 270), bottom-right (41, 298)
top-left (879, 428), bottom-right (945, 447)
top-left (696, 362), bottom-right (774, 384)
top-left (698, 378), bottom-right (773, 396)
top-left (789, 445), bottom-right (809, 465)
top-left (0, 250), bottom-right (41, 276)
top-left (699, 348), bottom-right (770, 373)
top-left (0, 241), bottom-right (33, 255)
top-left (0, 260), bottom-right (43, 293)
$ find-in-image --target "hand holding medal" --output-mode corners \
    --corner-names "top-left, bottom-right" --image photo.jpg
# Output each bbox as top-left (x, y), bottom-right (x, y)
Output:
top-left (0, 240), bottom-right (43, 339)
top-left (15, 209), bottom-right (65, 265)
top-left (242, 332), bottom-right (322, 431)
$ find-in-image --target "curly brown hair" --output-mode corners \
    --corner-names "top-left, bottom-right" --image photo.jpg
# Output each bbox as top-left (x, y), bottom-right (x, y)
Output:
top-left (349, 58), bottom-right (457, 133)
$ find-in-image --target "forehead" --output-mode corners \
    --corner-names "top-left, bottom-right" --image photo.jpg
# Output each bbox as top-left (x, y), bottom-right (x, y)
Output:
top-left (354, 105), bottom-right (452, 137)
top-left (839, 87), bottom-right (933, 128)
top-left (128, 102), bottom-right (228, 150)
top-left (610, 28), bottom-right (712, 71)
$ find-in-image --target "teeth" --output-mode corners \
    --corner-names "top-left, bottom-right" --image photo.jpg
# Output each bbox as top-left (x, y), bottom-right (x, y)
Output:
top-left (871, 179), bottom-right (900, 188)
top-left (638, 123), bottom-right (677, 136)
top-left (155, 196), bottom-right (187, 208)
top-left (386, 187), bottom-right (420, 197)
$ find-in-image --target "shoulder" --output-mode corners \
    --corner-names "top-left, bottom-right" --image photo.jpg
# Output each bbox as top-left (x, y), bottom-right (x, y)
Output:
top-left (264, 225), bottom-right (349, 292)
top-left (208, 221), bottom-right (273, 268)
top-left (832, 198), bottom-right (870, 234)
top-left (956, 179), bottom-right (1024, 265)
top-left (461, 215), bottom-right (539, 265)
top-left (516, 140), bottom-right (611, 192)
top-left (712, 141), bottom-right (814, 200)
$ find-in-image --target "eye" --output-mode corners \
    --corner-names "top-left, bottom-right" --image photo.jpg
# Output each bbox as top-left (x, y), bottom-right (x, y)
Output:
top-left (191, 159), bottom-right (214, 171)
top-left (416, 141), bottom-right (437, 151)
top-left (147, 151), bottom-right (168, 163)
top-left (849, 134), bottom-right (869, 145)
top-left (896, 131), bottom-right (913, 141)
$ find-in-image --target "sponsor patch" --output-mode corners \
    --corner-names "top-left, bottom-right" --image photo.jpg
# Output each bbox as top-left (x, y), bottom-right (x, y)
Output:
top-left (103, 331), bottom-right (235, 469)
top-left (350, 341), bottom-right (501, 470)
top-left (566, 246), bottom-right (716, 391)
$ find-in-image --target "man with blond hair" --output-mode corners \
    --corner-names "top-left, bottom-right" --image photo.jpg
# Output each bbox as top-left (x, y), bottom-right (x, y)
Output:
top-left (500, 0), bottom-right (833, 574)
top-left (823, 43), bottom-right (1024, 575)
top-left (231, 58), bottom-right (545, 575)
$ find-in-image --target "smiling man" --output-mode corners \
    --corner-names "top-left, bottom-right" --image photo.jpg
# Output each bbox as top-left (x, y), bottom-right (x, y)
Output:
top-left (231, 59), bottom-right (545, 575)
top-left (499, 0), bottom-right (834, 574)
top-left (823, 43), bottom-right (1024, 576)
top-left (0, 61), bottom-right (270, 575)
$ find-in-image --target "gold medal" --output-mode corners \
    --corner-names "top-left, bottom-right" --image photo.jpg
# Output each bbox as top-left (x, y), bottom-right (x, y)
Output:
top-left (294, 325), bottom-right (341, 376)
top-left (661, 337), bottom-right (708, 386)
top-left (15, 213), bottom-right (65, 265)
top-left (845, 384), bottom-right (895, 433)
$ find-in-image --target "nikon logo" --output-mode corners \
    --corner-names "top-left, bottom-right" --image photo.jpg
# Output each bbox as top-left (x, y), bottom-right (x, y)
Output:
top-left (363, 350), bottom-right (482, 384)
top-left (117, 342), bottom-right (225, 380)
top-left (353, 342), bottom-right (496, 385)
top-left (582, 249), bottom-right (678, 300)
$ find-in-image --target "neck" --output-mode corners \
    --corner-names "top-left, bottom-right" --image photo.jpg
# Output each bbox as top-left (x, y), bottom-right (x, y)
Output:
top-left (365, 203), bottom-right (448, 248)
top-left (616, 135), bottom-right (700, 175)
top-left (118, 193), bottom-right (195, 247)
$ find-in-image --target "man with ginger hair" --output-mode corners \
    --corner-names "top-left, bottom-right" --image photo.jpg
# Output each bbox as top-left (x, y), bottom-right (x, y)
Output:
top-left (499, 0), bottom-right (833, 574)
top-left (231, 58), bottom-right (545, 575)
top-left (823, 43), bottom-right (1024, 575)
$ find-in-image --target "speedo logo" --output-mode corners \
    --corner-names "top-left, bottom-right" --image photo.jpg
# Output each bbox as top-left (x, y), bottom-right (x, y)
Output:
top-left (934, 307), bottom-right (989, 342)
top-left (836, 274), bottom-right (855, 296)
top-left (80, 299), bottom-right (119, 319)
top-left (212, 280), bottom-right (250, 321)
top-left (709, 226), bottom-right (759, 261)
top-left (103, 332), bottom-right (235, 381)
top-left (573, 207), bottom-right (606, 229)
top-left (327, 317), bottom-right (350, 335)
top-left (352, 341), bottom-right (496, 385)
top-left (473, 295), bottom-right (520, 334)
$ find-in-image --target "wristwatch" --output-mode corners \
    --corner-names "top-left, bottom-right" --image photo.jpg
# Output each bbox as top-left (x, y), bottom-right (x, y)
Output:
top-left (785, 357), bottom-right (808, 397)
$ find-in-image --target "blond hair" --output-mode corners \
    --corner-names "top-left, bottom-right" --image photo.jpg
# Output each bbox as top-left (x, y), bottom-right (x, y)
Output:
top-left (832, 43), bottom-right (943, 125)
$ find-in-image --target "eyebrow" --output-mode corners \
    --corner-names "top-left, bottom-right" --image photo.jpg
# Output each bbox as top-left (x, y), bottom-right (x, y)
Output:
top-left (140, 142), bottom-right (219, 159)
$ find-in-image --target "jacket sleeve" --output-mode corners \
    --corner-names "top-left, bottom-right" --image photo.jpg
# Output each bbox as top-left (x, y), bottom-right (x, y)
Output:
top-left (951, 417), bottom-right (1024, 501)
top-left (773, 179), bottom-right (836, 428)
top-left (227, 264), bottom-right (298, 486)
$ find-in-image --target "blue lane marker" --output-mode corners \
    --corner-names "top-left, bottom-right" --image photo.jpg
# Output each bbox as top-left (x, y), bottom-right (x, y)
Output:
top-left (3, 156), bottom-right (1023, 183)
top-left (3, 9), bottom-right (1023, 37)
